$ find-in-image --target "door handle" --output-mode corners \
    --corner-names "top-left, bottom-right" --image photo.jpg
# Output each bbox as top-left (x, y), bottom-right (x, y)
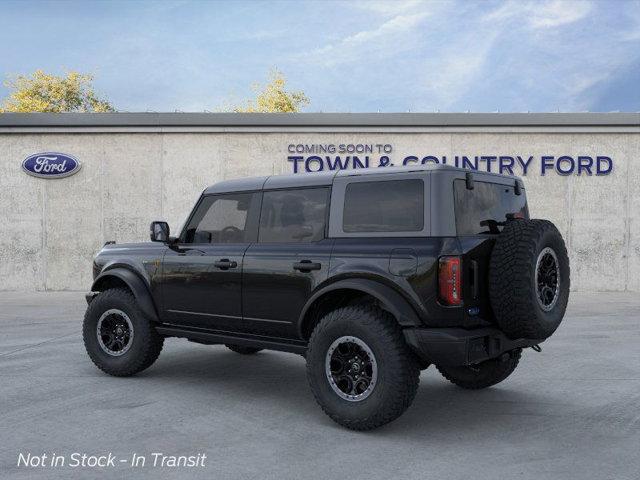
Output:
top-left (214, 259), bottom-right (238, 270)
top-left (293, 260), bottom-right (321, 272)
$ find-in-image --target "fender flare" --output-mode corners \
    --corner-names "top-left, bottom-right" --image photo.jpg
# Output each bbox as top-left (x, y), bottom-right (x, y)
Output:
top-left (91, 267), bottom-right (159, 322)
top-left (297, 278), bottom-right (422, 337)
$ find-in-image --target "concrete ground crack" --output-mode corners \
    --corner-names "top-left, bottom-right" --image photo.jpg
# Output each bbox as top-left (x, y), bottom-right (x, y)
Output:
top-left (0, 332), bottom-right (78, 357)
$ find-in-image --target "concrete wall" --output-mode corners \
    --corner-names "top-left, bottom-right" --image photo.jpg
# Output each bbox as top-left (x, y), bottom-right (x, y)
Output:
top-left (0, 130), bottom-right (638, 291)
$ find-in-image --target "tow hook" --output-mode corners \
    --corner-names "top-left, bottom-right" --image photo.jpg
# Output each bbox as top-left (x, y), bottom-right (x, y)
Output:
top-left (531, 344), bottom-right (542, 353)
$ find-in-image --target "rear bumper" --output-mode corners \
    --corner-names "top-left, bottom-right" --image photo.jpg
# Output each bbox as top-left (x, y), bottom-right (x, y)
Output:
top-left (403, 326), bottom-right (543, 367)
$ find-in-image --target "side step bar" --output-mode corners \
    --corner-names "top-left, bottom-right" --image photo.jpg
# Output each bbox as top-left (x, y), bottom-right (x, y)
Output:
top-left (155, 325), bottom-right (308, 355)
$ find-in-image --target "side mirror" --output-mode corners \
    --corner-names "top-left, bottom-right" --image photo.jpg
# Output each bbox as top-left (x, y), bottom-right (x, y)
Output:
top-left (150, 221), bottom-right (170, 242)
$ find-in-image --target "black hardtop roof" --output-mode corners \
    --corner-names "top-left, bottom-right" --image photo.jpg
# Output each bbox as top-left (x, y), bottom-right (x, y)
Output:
top-left (203, 164), bottom-right (521, 195)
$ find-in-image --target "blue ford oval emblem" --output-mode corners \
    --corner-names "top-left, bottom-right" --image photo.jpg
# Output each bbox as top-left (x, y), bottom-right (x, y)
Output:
top-left (22, 152), bottom-right (81, 179)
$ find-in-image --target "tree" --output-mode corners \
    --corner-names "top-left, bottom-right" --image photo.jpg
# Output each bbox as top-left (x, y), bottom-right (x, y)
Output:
top-left (1, 70), bottom-right (114, 113)
top-left (233, 69), bottom-right (309, 113)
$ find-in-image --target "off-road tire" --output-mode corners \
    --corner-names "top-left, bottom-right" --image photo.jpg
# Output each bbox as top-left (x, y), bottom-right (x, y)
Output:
top-left (225, 344), bottom-right (263, 355)
top-left (83, 288), bottom-right (164, 377)
top-left (306, 305), bottom-right (420, 431)
top-left (489, 219), bottom-right (570, 340)
top-left (436, 349), bottom-right (522, 390)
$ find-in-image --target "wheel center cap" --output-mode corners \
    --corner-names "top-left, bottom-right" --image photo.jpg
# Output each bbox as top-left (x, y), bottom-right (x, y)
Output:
top-left (351, 362), bottom-right (361, 372)
top-left (116, 327), bottom-right (123, 335)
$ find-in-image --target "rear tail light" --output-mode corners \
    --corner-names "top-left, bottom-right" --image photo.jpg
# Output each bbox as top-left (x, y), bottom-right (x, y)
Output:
top-left (438, 256), bottom-right (462, 306)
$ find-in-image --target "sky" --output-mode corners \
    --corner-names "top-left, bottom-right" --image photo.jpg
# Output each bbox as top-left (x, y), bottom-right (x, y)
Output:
top-left (0, 0), bottom-right (638, 112)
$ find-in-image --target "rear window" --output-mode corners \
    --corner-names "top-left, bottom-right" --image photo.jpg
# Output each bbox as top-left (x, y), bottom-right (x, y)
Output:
top-left (343, 179), bottom-right (424, 233)
top-left (454, 179), bottom-right (528, 235)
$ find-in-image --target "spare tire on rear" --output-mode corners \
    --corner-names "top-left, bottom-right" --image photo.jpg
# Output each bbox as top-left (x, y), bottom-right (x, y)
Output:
top-left (489, 219), bottom-right (570, 340)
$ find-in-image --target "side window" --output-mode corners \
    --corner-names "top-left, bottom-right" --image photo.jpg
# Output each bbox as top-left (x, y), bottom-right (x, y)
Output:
top-left (183, 193), bottom-right (258, 244)
top-left (259, 188), bottom-right (329, 243)
top-left (343, 179), bottom-right (424, 232)
top-left (453, 180), bottom-right (529, 235)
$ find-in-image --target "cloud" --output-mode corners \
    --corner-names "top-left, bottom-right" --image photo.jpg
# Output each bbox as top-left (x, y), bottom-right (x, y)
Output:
top-left (620, 1), bottom-right (640, 41)
top-left (415, 0), bottom-right (634, 111)
top-left (300, 11), bottom-right (430, 66)
top-left (484, 0), bottom-right (592, 29)
top-left (473, 0), bottom-right (639, 111)
top-left (292, 0), bottom-right (636, 112)
top-left (221, 28), bottom-right (289, 42)
top-left (419, 29), bottom-right (500, 109)
top-left (6, 0), bottom-right (634, 112)
top-left (530, 0), bottom-right (592, 28)
top-left (351, 0), bottom-right (432, 16)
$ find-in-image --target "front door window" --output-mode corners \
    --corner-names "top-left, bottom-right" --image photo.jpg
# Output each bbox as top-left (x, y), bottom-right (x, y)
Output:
top-left (182, 193), bottom-right (259, 244)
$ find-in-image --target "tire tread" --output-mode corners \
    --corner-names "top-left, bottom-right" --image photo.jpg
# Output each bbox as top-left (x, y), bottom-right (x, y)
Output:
top-left (83, 288), bottom-right (164, 377)
top-left (306, 304), bottom-right (419, 431)
top-left (489, 219), bottom-right (569, 339)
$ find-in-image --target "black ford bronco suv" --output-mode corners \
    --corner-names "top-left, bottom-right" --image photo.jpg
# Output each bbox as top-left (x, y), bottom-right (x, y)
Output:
top-left (83, 165), bottom-right (570, 430)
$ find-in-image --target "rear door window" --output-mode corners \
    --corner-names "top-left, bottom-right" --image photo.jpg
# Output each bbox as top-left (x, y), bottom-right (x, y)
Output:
top-left (454, 180), bottom-right (528, 235)
top-left (343, 179), bottom-right (424, 232)
top-left (258, 188), bottom-right (329, 243)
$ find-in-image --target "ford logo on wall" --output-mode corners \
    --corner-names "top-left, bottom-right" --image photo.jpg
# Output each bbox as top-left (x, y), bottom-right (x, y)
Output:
top-left (22, 152), bottom-right (82, 179)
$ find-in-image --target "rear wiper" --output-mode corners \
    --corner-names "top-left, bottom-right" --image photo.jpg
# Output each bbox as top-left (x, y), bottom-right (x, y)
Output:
top-left (479, 219), bottom-right (503, 234)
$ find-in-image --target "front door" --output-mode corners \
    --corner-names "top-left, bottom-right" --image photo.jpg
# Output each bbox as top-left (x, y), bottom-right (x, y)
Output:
top-left (161, 191), bottom-right (260, 332)
top-left (242, 187), bottom-right (333, 338)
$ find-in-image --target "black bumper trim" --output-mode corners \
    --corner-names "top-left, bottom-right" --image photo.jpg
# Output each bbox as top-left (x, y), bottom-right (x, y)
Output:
top-left (403, 326), bottom-right (543, 366)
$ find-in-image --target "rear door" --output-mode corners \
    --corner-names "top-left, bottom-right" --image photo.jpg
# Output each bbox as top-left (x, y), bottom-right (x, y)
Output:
top-left (453, 178), bottom-right (529, 321)
top-left (161, 192), bottom-right (260, 332)
top-left (242, 187), bottom-right (333, 338)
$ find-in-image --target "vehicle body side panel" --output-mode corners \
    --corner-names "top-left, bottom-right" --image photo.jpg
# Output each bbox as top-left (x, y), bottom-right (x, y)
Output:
top-left (90, 243), bottom-right (167, 321)
top-left (296, 277), bottom-right (423, 338)
top-left (242, 239), bottom-right (334, 338)
top-left (160, 243), bottom-right (250, 332)
top-left (326, 237), bottom-right (484, 328)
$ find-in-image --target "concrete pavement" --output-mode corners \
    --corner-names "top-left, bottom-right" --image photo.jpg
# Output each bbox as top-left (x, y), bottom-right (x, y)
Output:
top-left (0, 291), bottom-right (639, 480)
